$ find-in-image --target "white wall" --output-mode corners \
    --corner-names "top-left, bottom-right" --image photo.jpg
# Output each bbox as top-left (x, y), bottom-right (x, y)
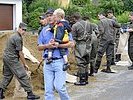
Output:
top-left (0, 0), bottom-right (22, 31)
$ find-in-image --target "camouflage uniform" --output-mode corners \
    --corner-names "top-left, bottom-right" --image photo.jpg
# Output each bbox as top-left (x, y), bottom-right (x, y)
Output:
top-left (72, 19), bottom-right (92, 85)
top-left (0, 32), bottom-right (32, 92)
top-left (110, 16), bottom-right (121, 63)
top-left (89, 23), bottom-right (99, 76)
top-left (95, 17), bottom-right (120, 73)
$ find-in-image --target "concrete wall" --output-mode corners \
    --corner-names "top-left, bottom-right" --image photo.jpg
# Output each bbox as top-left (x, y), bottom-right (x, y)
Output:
top-left (0, 0), bottom-right (22, 31)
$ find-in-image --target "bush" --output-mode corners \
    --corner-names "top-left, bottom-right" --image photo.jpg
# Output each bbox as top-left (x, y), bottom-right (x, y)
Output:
top-left (117, 12), bottom-right (129, 23)
top-left (27, 0), bottom-right (60, 30)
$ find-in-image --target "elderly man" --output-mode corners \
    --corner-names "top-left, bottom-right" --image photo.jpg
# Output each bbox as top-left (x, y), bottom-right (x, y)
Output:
top-left (0, 22), bottom-right (40, 99)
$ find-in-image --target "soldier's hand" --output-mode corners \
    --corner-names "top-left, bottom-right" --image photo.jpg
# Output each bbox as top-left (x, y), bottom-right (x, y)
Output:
top-left (128, 28), bottom-right (133, 32)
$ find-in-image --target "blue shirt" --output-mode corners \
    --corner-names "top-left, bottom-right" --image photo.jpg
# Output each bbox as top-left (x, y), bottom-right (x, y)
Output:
top-left (38, 25), bottom-right (73, 59)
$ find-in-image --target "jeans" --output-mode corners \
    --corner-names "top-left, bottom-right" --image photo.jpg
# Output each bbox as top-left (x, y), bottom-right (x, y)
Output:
top-left (44, 58), bottom-right (70, 100)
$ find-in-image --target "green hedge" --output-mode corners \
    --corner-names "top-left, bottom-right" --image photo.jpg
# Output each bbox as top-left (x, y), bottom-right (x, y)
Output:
top-left (23, 0), bottom-right (132, 30)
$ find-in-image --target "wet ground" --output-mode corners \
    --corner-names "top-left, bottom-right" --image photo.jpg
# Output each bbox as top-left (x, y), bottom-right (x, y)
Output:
top-left (67, 65), bottom-right (133, 100)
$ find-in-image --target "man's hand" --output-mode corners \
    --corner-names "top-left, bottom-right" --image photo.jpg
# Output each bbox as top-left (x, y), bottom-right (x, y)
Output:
top-left (48, 39), bottom-right (59, 48)
top-left (54, 42), bottom-right (59, 48)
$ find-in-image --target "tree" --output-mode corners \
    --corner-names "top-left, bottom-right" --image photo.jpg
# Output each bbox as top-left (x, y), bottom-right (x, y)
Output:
top-left (25, 0), bottom-right (60, 29)
top-left (98, 0), bottom-right (124, 15)
top-left (122, 0), bottom-right (133, 11)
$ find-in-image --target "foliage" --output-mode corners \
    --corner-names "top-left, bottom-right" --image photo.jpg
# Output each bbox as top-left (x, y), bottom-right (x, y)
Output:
top-left (64, 5), bottom-right (80, 17)
top-left (117, 12), bottom-right (129, 23)
top-left (28, 7), bottom-right (44, 29)
top-left (81, 2), bottom-right (98, 18)
top-left (22, 0), bottom-right (28, 23)
top-left (98, 0), bottom-right (124, 15)
top-left (71, 0), bottom-right (90, 7)
top-left (122, 0), bottom-right (133, 11)
top-left (23, 0), bottom-right (132, 29)
top-left (27, 0), bottom-right (60, 29)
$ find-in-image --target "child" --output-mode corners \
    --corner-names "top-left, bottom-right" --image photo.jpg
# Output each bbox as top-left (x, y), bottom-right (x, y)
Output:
top-left (47, 8), bottom-right (71, 71)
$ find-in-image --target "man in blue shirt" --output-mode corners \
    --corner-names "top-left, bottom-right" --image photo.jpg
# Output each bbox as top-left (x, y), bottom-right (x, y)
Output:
top-left (37, 9), bottom-right (75, 100)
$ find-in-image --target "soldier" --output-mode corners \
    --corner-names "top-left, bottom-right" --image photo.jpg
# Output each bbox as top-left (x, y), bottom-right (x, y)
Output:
top-left (89, 23), bottom-right (99, 76)
top-left (106, 10), bottom-right (121, 63)
top-left (71, 13), bottom-right (93, 85)
top-left (82, 16), bottom-right (99, 76)
top-left (94, 12), bottom-right (120, 73)
top-left (0, 22), bottom-right (40, 99)
top-left (127, 12), bottom-right (133, 70)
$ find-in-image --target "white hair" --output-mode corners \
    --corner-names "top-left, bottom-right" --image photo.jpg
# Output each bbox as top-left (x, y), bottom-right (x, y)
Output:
top-left (53, 8), bottom-right (65, 18)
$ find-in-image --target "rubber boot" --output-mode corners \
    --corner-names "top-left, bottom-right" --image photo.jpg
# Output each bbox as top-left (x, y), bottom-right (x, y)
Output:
top-left (27, 91), bottom-right (40, 99)
top-left (89, 62), bottom-right (94, 76)
top-left (111, 58), bottom-right (115, 65)
top-left (115, 54), bottom-right (121, 62)
top-left (0, 88), bottom-right (5, 99)
top-left (101, 66), bottom-right (112, 73)
top-left (128, 64), bottom-right (133, 70)
top-left (85, 72), bottom-right (89, 84)
top-left (74, 73), bottom-right (86, 86)
top-left (106, 66), bottom-right (112, 73)
top-left (94, 61), bottom-right (101, 73)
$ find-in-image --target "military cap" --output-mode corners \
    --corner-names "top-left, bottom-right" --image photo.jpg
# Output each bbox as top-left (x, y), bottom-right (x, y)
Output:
top-left (45, 8), bottom-right (54, 15)
top-left (39, 13), bottom-right (47, 19)
top-left (19, 22), bottom-right (27, 29)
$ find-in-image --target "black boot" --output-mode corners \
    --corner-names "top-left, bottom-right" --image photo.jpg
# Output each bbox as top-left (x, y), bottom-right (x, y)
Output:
top-left (115, 54), bottom-right (121, 62)
top-left (85, 72), bottom-right (89, 84)
top-left (101, 66), bottom-right (115, 73)
top-left (94, 61), bottom-right (101, 73)
top-left (74, 73), bottom-right (86, 86)
top-left (27, 91), bottom-right (40, 99)
top-left (128, 64), bottom-right (133, 70)
top-left (89, 62), bottom-right (94, 76)
top-left (106, 66), bottom-right (112, 73)
top-left (111, 58), bottom-right (115, 65)
top-left (0, 88), bottom-right (5, 99)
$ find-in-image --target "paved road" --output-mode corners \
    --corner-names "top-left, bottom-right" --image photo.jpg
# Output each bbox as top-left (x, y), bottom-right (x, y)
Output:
top-left (66, 65), bottom-right (133, 100)
top-left (5, 62), bottom-right (133, 100)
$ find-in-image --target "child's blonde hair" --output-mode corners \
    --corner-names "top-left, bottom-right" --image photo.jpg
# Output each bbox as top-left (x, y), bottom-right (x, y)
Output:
top-left (53, 8), bottom-right (65, 19)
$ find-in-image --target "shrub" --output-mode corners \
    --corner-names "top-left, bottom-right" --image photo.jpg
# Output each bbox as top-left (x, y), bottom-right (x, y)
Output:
top-left (117, 12), bottom-right (129, 23)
